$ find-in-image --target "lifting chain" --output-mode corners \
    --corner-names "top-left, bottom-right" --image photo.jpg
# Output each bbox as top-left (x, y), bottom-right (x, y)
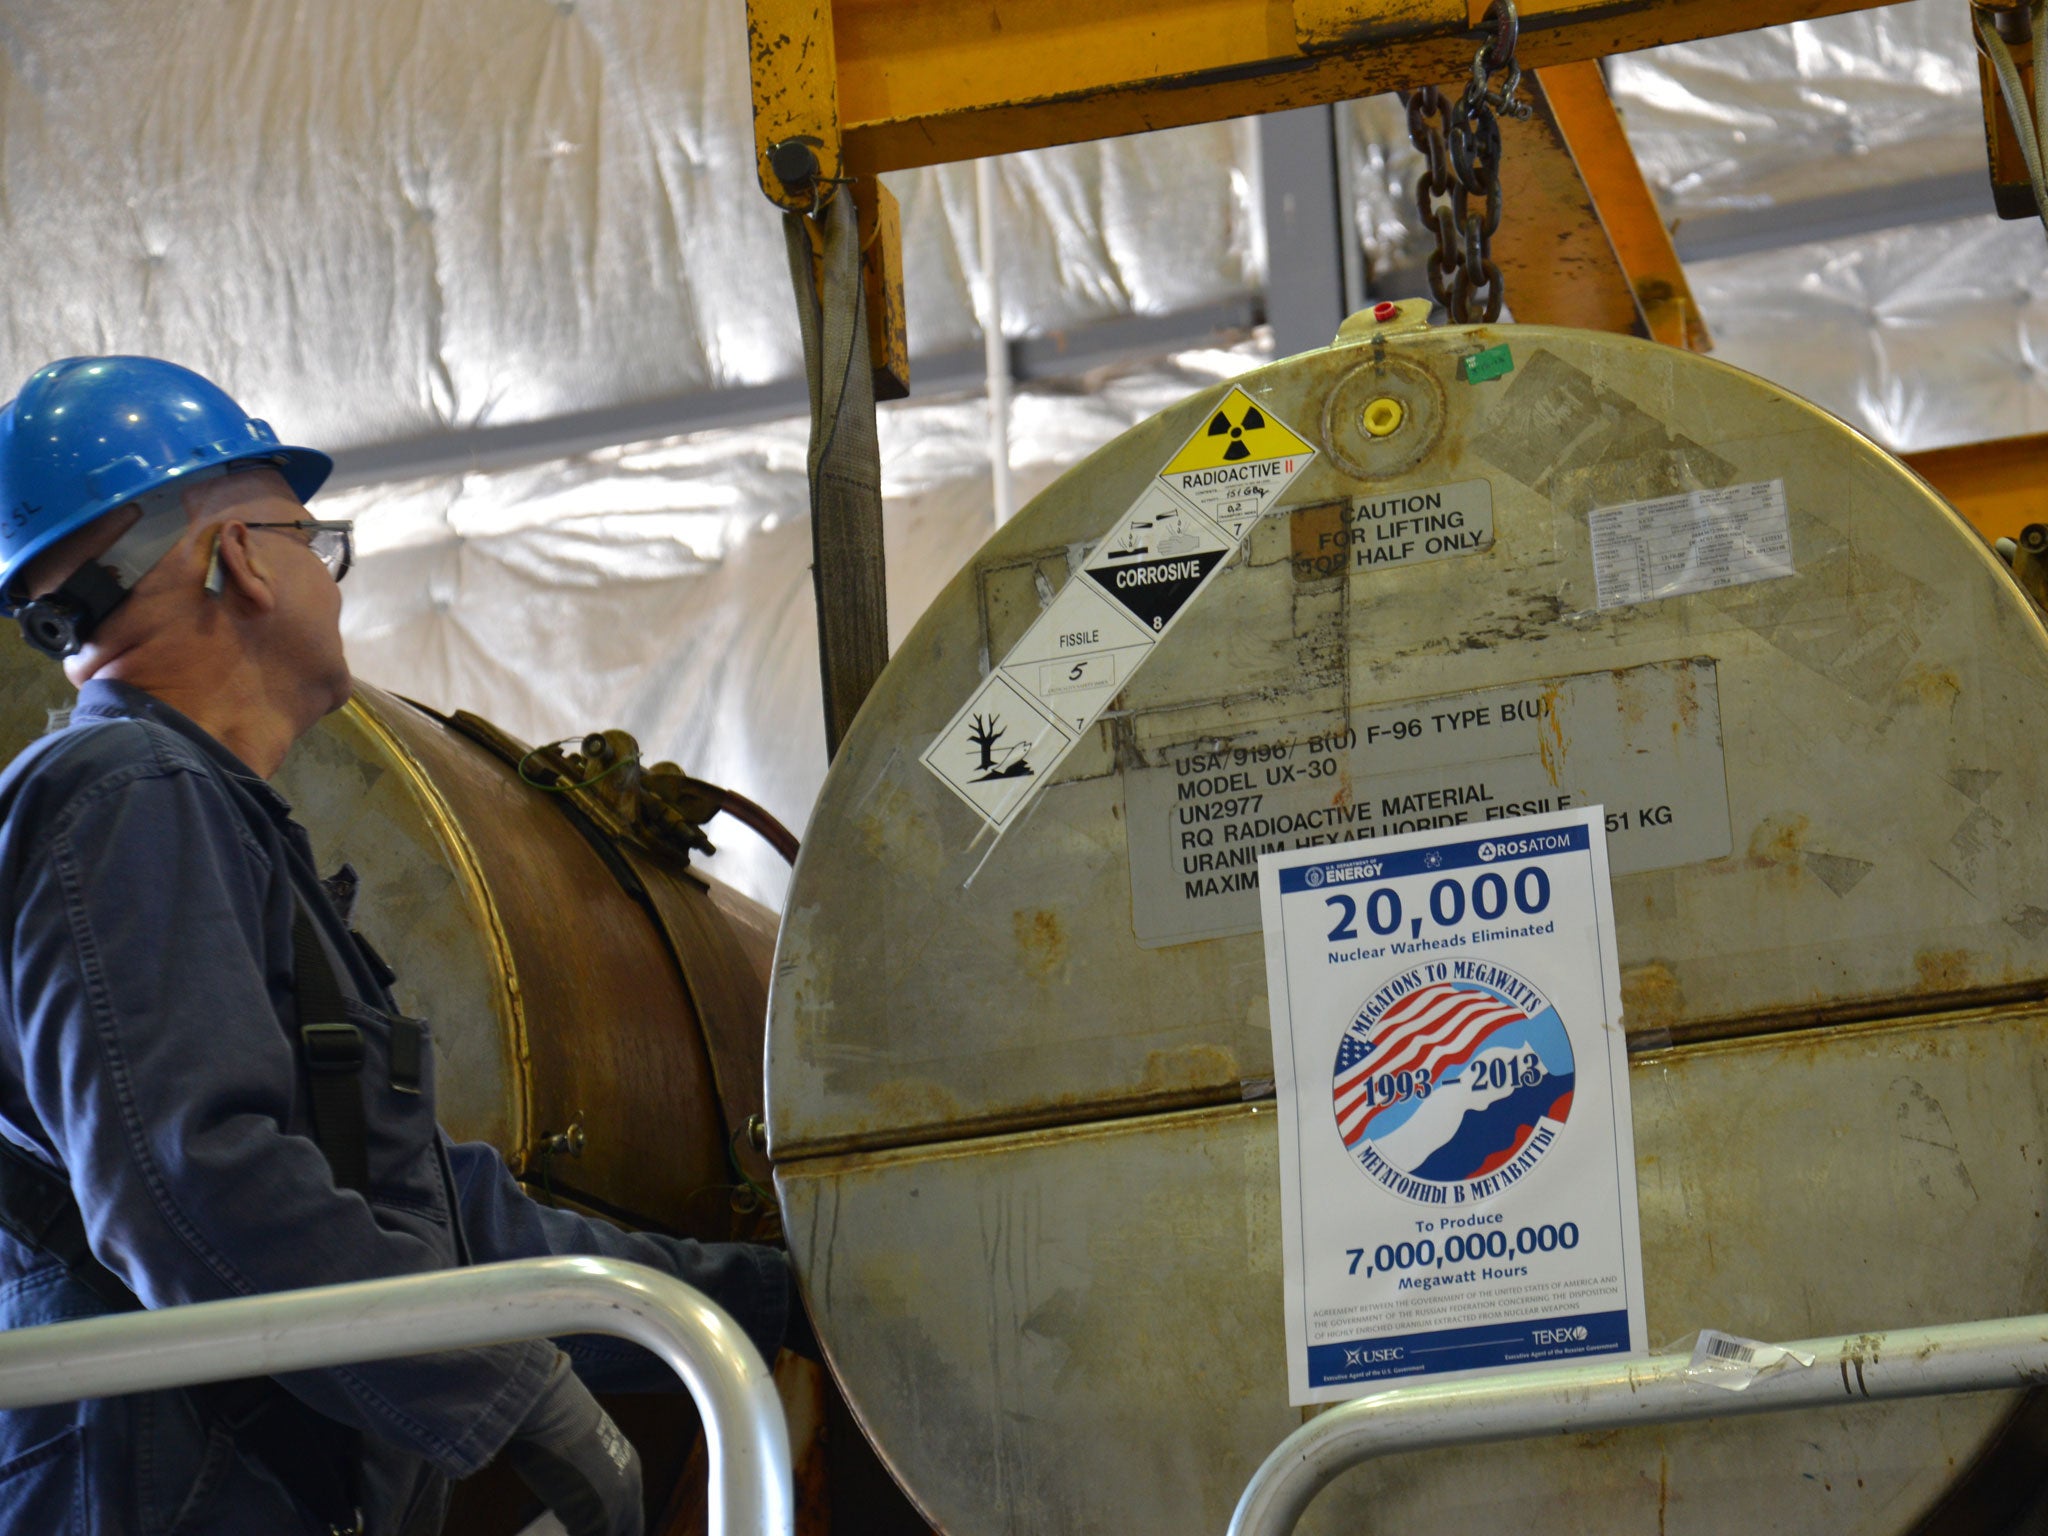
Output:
top-left (1403, 0), bottom-right (1533, 323)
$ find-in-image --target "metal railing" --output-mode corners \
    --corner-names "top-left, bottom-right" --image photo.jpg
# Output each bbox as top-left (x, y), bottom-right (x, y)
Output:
top-left (0, 1255), bottom-right (792, 1536)
top-left (1230, 1312), bottom-right (2048, 1536)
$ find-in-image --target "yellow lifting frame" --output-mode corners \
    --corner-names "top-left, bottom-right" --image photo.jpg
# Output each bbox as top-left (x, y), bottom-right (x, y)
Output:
top-left (748, 0), bottom-right (1889, 397)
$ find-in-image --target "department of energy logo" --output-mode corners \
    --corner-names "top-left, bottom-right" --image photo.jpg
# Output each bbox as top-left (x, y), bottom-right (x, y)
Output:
top-left (1330, 962), bottom-right (1576, 1204)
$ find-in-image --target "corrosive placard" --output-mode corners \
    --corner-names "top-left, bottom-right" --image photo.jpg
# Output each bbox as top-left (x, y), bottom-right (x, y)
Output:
top-left (1259, 807), bottom-right (1645, 1404)
top-left (922, 389), bottom-right (1318, 833)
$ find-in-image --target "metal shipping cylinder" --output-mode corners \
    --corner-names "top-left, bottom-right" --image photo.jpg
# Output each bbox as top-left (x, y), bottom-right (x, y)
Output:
top-left (769, 310), bottom-right (2048, 1534)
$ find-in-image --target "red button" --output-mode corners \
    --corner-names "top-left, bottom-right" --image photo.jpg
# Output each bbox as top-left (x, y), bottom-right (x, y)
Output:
top-left (1373, 301), bottom-right (1398, 322)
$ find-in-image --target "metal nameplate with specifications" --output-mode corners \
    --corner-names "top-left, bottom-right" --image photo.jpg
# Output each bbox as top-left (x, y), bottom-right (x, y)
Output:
top-left (1258, 807), bottom-right (1646, 1404)
top-left (1124, 658), bottom-right (1731, 948)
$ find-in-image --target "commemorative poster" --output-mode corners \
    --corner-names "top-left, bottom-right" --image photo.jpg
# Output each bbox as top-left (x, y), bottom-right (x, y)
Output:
top-left (1258, 806), bottom-right (1646, 1404)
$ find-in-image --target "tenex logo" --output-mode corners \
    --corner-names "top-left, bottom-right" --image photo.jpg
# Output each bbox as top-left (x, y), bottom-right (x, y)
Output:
top-left (1533, 1325), bottom-right (1589, 1345)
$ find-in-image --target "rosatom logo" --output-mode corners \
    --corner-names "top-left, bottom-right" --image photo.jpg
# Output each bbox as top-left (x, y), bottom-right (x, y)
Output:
top-left (1331, 961), bottom-right (1576, 1202)
top-left (1479, 833), bottom-right (1570, 863)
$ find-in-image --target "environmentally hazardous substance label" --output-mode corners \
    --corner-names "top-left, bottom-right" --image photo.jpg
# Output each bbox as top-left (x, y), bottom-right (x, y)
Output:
top-left (1260, 806), bottom-right (1646, 1403)
top-left (922, 390), bottom-right (1318, 832)
top-left (921, 673), bottom-right (1075, 829)
top-left (1588, 478), bottom-right (1794, 610)
top-left (1123, 659), bottom-right (1730, 947)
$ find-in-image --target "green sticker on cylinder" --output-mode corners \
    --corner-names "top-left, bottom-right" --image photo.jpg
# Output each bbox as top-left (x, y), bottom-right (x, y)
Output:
top-left (1461, 345), bottom-right (1514, 384)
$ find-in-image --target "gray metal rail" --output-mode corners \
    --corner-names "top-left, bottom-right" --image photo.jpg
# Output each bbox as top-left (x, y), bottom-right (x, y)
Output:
top-left (0, 1255), bottom-right (792, 1536)
top-left (1230, 1312), bottom-right (2048, 1536)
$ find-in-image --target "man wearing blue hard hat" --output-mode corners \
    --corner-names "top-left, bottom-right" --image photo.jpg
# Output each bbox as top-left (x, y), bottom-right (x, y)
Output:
top-left (0, 357), bottom-right (799, 1536)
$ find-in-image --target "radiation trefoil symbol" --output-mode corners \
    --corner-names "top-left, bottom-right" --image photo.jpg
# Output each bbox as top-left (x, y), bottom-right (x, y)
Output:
top-left (1207, 400), bottom-right (1267, 461)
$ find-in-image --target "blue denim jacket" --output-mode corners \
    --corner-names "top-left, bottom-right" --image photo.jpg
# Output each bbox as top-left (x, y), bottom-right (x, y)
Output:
top-left (0, 681), bottom-right (788, 1534)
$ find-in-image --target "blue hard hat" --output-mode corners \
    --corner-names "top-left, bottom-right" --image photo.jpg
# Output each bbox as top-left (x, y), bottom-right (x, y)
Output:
top-left (0, 356), bottom-right (333, 608)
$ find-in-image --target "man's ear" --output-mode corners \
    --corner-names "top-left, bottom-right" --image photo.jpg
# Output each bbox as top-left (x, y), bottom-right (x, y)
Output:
top-left (208, 523), bottom-right (280, 615)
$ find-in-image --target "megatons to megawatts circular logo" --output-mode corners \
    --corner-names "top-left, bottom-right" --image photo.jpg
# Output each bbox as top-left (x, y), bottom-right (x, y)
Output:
top-left (1330, 962), bottom-right (1576, 1202)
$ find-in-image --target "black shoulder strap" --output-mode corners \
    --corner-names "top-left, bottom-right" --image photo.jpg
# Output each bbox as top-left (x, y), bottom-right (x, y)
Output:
top-left (0, 1137), bottom-right (140, 1313)
top-left (291, 900), bottom-right (369, 1195)
top-left (0, 901), bottom-right (372, 1534)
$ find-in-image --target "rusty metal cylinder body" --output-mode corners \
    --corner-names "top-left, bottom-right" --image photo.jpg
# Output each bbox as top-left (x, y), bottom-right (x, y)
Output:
top-left (769, 314), bottom-right (2048, 1534)
top-left (0, 666), bottom-right (775, 1244)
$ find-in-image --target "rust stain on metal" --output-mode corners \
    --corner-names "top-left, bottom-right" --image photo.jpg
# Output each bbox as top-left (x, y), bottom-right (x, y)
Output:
top-left (1621, 960), bottom-right (1684, 1028)
top-left (1289, 499), bottom-right (1350, 583)
top-left (1745, 813), bottom-right (1810, 878)
top-left (866, 1078), bottom-right (969, 1133)
top-left (1013, 908), bottom-right (1069, 980)
top-left (1536, 681), bottom-right (1567, 786)
top-left (1672, 660), bottom-right (1701, 738)
top-left (1610, 664), bottom-right (1649, 728)
top-left (1898, 663), bottom-right (1963, 713)
top-left (1915, 948), bottom-right (1976, 994)
top-left (1143, 1045), bottom-right (1241, 1094)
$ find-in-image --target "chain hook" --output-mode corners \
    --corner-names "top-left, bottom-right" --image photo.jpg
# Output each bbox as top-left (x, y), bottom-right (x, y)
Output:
top-left (1470, 0), bottom-right (1533, 121)
top-left (1403, 0), bottom-right (1525, 325)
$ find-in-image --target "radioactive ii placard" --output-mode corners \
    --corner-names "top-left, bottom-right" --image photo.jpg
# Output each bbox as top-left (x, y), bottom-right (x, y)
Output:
top-left (1158, 386), bottom-right (1316, 537)
top-left (923, 386), bottom-right (1319, 835)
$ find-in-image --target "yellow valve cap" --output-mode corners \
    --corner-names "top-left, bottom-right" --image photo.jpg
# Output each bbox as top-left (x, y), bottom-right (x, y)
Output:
top-left (1362, 397), bottom-right (1405, 437)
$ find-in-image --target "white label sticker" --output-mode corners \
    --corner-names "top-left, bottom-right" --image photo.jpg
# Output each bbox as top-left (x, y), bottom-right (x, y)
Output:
top-left (1588, 478), bottom-right (1794, 610)
top-left (996, 579), bottom-right (1159, 734)
top-left (1685, 1329), bottom-right (1816, 1392)
top-left (1124, 660), bottom-right (1732, 948)
top-left (1260, 807), bottom-right (1647, 1404)
top-left (923, 394), bottom-right (1318, 832)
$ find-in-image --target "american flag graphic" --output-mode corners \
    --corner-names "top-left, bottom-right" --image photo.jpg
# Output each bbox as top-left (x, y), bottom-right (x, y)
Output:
top-left (1332, 982), bottom-right (1529, 1147)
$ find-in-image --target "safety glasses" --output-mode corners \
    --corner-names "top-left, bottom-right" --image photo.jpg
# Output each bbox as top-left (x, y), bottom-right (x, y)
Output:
top-left (250, 519), bottom-right (354, 583)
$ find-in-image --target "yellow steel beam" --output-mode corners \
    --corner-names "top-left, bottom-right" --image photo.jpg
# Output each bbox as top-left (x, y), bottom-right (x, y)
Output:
top-left (749, 0), bottom-right (844, 211)
top-left (804, 0), bottom-right (1892, 180)
top-left (1488, 69), bottom-right (1649, 337)
top-left (1903, 435), bottom-right (2048, 545)
top-left (1975, 12), bottom-right (2037, 220)
top-left (746, 0), bottom-right (1830, 384)
top-left (1539, 59), bottom-right (1711, 350)
top-left (858, 177), bottom-right (910, 401)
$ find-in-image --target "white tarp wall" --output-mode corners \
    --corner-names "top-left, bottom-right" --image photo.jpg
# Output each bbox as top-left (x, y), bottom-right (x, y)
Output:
top-left (0, 0), bottom-right (2034, 908)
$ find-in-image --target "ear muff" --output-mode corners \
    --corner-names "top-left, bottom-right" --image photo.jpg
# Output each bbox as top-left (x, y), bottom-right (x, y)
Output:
top-left (16, 594), bottom-right (85, 658)
top-left (11, 562), bottom-right (128, 660)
